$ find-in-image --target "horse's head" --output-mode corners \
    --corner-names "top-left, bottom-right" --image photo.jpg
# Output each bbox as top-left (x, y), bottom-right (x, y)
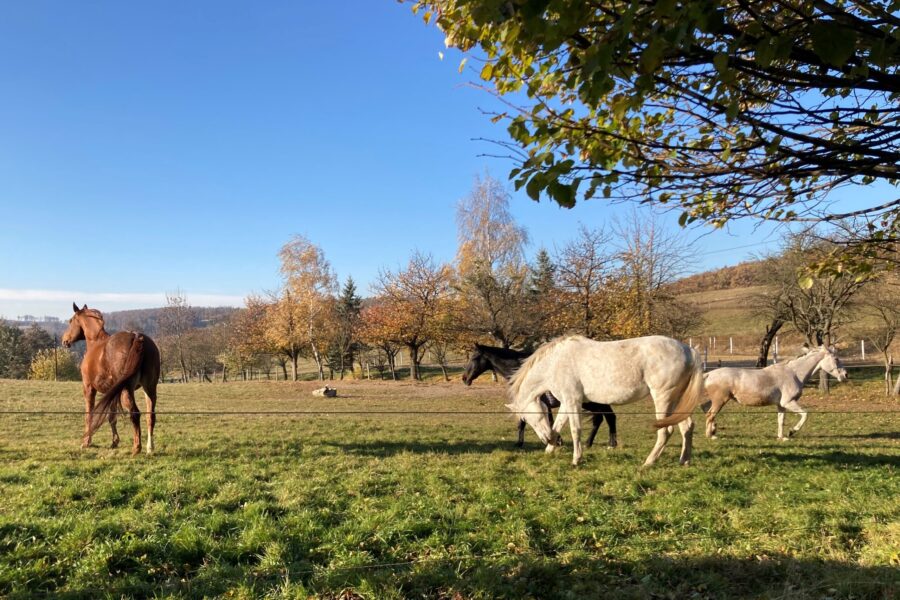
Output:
top-left (461, 344), bottom-right (491, 386)
top-left (817, 345), bottom-right (848, 382)
top-left (62, 303), bottom-right (103, 347)
top-left (506, 396), bottom-right (556, 446)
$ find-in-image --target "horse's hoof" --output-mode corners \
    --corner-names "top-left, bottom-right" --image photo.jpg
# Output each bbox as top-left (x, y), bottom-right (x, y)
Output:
top-left (680, 460), bottom-right (691, 467)
top-left (709, 435), bottom-right (718, 441)
top-left (110, 440), bottom-right (119, 449)
top-left (545, 444), bottom-right (557, 454)
top-left (778, 436), bottom-right (788, 442)
top-left (607, 439), bottom-right (618, 449)
top-left (788, 430), bottom-right (797, 438)
top-left (131, 447), bottom-right (141, 456)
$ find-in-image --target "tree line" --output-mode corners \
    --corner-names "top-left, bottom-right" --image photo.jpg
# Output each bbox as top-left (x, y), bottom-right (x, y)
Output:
top-left (145, 175), bottom-right (702, 383)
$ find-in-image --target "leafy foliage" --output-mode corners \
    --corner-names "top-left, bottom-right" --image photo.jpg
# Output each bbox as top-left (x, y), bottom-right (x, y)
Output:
top-left (415, 0), bottom-right (900, 271)
top-left (27, 347), bottom-right (80, 381)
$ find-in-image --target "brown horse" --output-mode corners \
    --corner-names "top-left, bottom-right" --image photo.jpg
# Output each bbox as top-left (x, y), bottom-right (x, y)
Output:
top-left (62, 303), bottom-right (161, 454)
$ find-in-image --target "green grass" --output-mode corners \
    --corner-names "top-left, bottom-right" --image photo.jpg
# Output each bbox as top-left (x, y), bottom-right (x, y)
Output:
top-left (0, 378), bottom-right (898, 599)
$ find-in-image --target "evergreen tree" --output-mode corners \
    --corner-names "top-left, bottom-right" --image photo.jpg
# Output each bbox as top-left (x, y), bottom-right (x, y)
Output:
top-left (336, 276), bottom-right (363, 379)
top-left (529, 247), bottom-right (557, 298)
top-left (0, 322), bottom-right (27, 379)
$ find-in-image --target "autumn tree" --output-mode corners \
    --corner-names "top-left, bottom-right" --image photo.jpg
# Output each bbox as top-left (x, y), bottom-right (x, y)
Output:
top-left (158, 290), bottom-right (196, 382)
top-left (857, 273), bottom-right (900, 395)
top-left (28, 347), bottom-right (80, 381)
top-left (454, 173), bottom-right (533, 348)
top-left (359, 301), bottom-right (403, 380)
top-left (554, 225), bottom-right (616, 338)
top-left (613, 212), bottom-right (696, 337)
top-left (415, 1), bottom-right (900, 273)
top-left (373, 252), bottom-right (453, 380)
top-left (766, 232), bottom-right (872, 392)
top-left (220, 296), bottom-right (273, 381)
top-left (278, 235), bottom-right (338, 380)
top-left (264, 289), bottom-right (308, 381)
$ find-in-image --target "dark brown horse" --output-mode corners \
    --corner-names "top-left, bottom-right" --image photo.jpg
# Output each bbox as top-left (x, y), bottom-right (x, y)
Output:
top-left (62, 303), bottom-right (160, 454)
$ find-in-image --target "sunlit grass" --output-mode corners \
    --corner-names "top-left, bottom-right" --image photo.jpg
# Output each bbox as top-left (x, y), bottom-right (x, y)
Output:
top-left (0, 378), bottom-right (897, 599)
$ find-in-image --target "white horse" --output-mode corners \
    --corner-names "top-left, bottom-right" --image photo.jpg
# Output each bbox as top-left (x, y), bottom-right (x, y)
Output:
top-left (702, 344), bottom-right (848, 440)
top-left (506, 335), bottom-right (705, 466)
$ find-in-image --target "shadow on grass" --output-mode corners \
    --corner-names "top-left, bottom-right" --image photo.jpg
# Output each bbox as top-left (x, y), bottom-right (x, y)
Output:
top-left (14, 553), bottom-right (897, 600)
top-left (319, 439), bottom-right (518, 457)
top-left (757, 450), bottom-right (900, 468)
top-left (815, 431), bottom-right (900, 441)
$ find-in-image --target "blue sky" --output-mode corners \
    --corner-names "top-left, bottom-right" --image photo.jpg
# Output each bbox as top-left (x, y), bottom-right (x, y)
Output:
top-left (0, 2), bottom-right (822, 319)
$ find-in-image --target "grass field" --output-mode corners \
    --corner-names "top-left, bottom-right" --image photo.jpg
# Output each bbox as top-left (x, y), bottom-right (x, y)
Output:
top-left (1, 377), bottom-right (898, 599)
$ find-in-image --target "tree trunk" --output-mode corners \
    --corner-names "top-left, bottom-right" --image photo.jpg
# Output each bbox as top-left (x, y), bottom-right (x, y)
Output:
top-left (756, 318), bottom-right (785, 367)
top-left (291, 352), bottom-right (299, 381)
top-left (221, 367), bottom-right (227, 383)
top-left (179, 350), bottom-right (188, 383)
top-left (408, 345), bottom-right (419, 381)
top-left (819, 369), bottom-right (830, 395)
top-left (439, 363), bottom-right (449, 382)
top-left (310, 342), bottom-right (324, 381)
top-left (893, 364), bottom-right (900, 396)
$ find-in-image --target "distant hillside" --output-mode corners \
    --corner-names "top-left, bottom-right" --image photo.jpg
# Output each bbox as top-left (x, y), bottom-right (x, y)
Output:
top-left (103, 306), bottom-right (238, 336)
top-left (5, 306), bottom-right (238, 337)
top-left (668, 260), bottom-right (767, 295)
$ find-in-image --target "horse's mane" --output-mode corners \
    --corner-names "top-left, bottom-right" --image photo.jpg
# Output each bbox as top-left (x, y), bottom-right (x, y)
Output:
top-left (476, 344), bottom-right (530, 359)
top-left (507, 335), bottom-right (586, 408)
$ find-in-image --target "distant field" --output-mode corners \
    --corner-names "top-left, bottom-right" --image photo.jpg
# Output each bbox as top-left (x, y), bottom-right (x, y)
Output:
top-left (1, 379), bottom-right (898, 599)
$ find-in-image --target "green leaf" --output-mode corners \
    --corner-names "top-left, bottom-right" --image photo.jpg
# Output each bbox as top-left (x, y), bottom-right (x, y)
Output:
top-left (525, 177), bottom-right (542, 201)
top-left (811, 22), bottom-right (856, 67)
top-left (480, 62), bottom-right (494, 80)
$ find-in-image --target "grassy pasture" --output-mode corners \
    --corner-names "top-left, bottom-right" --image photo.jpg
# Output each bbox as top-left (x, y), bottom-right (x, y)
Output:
top-left (0, 378), bottom-right (898, 599)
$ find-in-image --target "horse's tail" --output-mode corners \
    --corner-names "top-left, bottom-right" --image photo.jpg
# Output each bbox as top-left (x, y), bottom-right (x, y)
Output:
top-left (655, 347), bottom-right (705, 428)
top-left (89, 334), bottom-right (145, 434)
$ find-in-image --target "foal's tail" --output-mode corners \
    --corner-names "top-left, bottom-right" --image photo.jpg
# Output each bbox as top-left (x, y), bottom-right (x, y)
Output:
top-left (89, 334), bottom-right (145, 434)
top-left (654, 348), bottom-right (705, 428)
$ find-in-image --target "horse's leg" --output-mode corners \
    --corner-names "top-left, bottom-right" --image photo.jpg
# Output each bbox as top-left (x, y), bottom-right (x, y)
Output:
top-left (704, 397), bottom-right (728, 439)
top-left (784, 399), bottom-right (808, 438)
top-left (516, 418), bottom-right (526, 448)
top-left (81, 385), bottom-right (96, 449)
top-left (602, 405), bottom-right (617, 448)
top-left (586, 412), bottom-right (603, 448)
top-left (568, 404), bottom-right (583, 466)
top-left (545, 402), bottom-right (570, 454)
top-left (144, 380), bottom-right (158, 454)
top-left (643, 425), bottom-right (674, 467)
top-left (645, 389), bottom-right (679, 466)
top-left (108, 411), bottom-right (120, 448)
top-left (677, 417), bottom-right (694, 466)
top-left (121, 387), bottom-right (142, 455)
top-left (776, 405), bottom-right (787, 441)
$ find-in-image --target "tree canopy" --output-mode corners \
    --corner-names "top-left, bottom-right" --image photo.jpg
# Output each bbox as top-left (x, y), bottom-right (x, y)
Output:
top-left (414, 0), bottom-right (900, 271)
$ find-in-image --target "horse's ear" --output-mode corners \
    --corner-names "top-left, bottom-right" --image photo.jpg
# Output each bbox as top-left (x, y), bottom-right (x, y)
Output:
top-left (82, 304), bottom-right (88, 311)
top-left (801, 343), bottom-right (810, 353)
top-left (72, 302), bottom-right (80, 313)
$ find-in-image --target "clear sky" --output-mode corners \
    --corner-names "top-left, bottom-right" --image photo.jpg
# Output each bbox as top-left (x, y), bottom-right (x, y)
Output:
top-left (0, 1), bottom-right (822, 319)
